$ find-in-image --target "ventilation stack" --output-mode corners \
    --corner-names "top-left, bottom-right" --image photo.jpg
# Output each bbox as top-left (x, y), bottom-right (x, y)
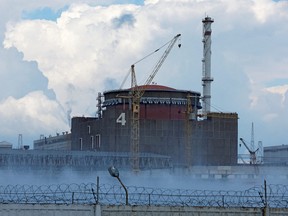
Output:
top-left (201, 16), bottom-right (214, 116)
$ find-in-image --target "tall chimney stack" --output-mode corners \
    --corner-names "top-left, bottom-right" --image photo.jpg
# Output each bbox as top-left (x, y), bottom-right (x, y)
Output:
top-left (201, 16), bottom-right (214, 116)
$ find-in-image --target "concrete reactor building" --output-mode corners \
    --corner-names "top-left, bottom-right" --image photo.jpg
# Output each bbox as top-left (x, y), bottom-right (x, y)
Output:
top-left (69, 16), bottom-right (238, 170)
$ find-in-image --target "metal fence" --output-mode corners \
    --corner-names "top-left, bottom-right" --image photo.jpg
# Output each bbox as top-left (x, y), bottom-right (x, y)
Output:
top-left (0, 183), bottom-right (288, 208)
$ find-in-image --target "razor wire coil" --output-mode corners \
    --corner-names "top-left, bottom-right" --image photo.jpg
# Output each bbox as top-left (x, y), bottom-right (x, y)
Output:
top-left (0, 183), bottom-right (288, 207)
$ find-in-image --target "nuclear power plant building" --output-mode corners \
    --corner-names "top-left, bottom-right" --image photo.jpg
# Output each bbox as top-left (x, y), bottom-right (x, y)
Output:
top-left (33, 16), bottom-right (238, 169)
top-left (71, 85), bottom-right (238, 167)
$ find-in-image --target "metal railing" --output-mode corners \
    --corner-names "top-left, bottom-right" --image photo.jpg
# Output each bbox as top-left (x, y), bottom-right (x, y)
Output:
top-left (0, 183), bottom-right (288, 208)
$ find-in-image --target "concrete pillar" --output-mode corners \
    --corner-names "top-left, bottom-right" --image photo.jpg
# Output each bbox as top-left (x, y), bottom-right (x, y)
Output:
top-left (95, 204), bottom-right (101, 216)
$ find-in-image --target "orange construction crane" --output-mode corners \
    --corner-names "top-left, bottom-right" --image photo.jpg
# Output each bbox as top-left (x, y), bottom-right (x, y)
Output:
top-left (130, 34), bottom-right (181, 171)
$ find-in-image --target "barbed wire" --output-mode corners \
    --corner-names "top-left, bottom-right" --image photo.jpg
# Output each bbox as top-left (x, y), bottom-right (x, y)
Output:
top-left (0, 183), bottom-right (288, 207)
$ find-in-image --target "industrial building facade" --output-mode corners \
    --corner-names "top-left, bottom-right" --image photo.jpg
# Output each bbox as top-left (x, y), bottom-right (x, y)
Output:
top-left (34, 133), bottom-right (71, 150)
top-left (264, 144), bottom-right (288, 165)
top-left (71, 85), bottom-right (238, 167)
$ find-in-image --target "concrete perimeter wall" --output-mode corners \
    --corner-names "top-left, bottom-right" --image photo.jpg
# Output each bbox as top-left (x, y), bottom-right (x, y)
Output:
top-left (1, 204), bottom-right (287, 216)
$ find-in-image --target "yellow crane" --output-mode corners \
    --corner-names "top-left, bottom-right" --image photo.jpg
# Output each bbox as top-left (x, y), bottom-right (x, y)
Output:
top-left (185, 93), bottom-right (193, 168)
top-left (130, 34), bottom-right (181, 171)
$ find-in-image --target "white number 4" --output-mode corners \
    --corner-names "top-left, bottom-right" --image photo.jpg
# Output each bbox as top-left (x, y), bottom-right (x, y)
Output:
top-left (116, 113), bottom-right (126, 126)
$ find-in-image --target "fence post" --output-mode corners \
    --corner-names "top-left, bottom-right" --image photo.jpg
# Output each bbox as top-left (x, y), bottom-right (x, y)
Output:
top-left (148, 194), bottom-right (151, 206)
top-left (264, 180), bottom-right (270, 216)
top-left (96, 176), bottom-right (100, 204)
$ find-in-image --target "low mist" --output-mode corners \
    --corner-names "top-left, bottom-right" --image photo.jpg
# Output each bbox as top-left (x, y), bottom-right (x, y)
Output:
top-left (0, 167), bottom-right (286, 192)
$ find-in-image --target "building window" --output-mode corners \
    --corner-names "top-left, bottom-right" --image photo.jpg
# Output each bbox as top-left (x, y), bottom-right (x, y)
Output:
top-left (95, 134), bottom-right (101, 149)
top-left (91, 136), bottom-right (94, 149)
top-left (79, 138), bottom-right (83, 150)
top-left (88, 125), bottom-right (91, 134)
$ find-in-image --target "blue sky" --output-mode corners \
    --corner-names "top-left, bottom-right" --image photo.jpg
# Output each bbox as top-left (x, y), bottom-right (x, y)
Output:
top-left (21, 1), bottom-right (145, 21)
top-left (22, 6), bottom-right (69, 21)
top-left (0, 0), bottom-right (288, 155)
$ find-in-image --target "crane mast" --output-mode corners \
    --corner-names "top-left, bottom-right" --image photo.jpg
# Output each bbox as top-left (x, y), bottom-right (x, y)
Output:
top-left (239, 138), bottom-right (259, 165)
top-left (185, 93), bottom-right (193, 167)
top-left (130, 34), bottom-right (181, 171)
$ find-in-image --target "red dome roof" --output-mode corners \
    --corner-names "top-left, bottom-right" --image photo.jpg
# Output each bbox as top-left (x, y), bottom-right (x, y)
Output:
top-left (132, 84), bottom-right (176, 91)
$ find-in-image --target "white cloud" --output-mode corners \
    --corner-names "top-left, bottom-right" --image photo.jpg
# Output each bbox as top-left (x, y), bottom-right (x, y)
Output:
top-left (1, 0), bottom-right (288, 147)
top-left (266, 84), bottom-right (288, 105)
top-left (0, 91), bottom-right (69, 142)
top-left (252, 0), bottom-right (288, 23)
top-left (4, 3), bottom-right (172, 117)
